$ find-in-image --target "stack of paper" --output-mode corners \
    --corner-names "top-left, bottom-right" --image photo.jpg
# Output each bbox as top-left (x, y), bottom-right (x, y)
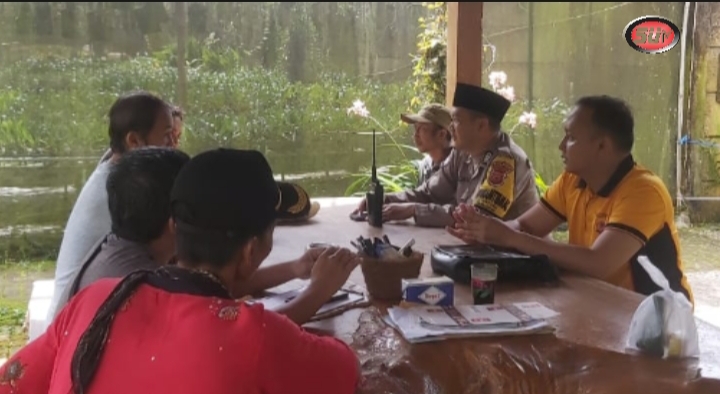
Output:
top-left (384, 302), bottom-right (559, 343)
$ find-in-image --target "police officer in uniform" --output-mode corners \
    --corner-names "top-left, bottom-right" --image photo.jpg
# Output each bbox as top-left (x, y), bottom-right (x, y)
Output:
top-left (352, 82), bottom-right (539, 228)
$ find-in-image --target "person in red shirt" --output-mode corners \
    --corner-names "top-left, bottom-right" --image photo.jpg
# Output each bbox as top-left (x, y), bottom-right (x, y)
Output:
top-left (0, 148), bottom-right (360, 394)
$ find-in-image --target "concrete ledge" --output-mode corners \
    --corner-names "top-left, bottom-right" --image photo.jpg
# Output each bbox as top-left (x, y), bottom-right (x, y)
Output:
top-left (313, 197), bottom-right (363, 208)
top-left (27, 279), bottom-right (54, 343)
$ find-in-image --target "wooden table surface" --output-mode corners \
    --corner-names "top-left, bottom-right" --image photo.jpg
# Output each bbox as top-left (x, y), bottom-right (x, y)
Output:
top-left (265, 198), bottom-right (720, 394)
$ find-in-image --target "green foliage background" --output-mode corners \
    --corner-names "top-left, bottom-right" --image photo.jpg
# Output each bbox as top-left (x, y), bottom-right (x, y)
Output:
top-left (345, 2), bottom-right (560, 196)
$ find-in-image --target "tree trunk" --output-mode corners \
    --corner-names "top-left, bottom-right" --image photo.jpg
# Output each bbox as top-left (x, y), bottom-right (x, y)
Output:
top-left (315, 3), bottom-right (330, 60)
top-left (33, 2), bottom-right (54, 38)
top-left (175, 2), bottom-right (188, 109)
top-left (60, 2), bottom-right (78, 41)
top-left (369, 2), bottom-right (378, 77)
top-left (286, 4), bottom-right (306, 83)
top-left (356, 3), bottom-right (370, 76)
top-left (15, 2), bottom-right (33, 40)
top-left (88, 2), bottom-right (107, 56)
top-left (260, 4), bottom-right (278, 70)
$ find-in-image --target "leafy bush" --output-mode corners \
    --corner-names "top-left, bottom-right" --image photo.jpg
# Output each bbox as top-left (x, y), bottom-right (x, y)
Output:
top-left (411, 2), bottom-right (447, 110)
top-left (0, 55), bottom-right (414, 156)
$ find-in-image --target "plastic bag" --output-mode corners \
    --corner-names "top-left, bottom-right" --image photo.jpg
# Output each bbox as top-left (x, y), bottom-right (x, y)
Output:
top-left (626, 255), bottom-right (699, 359)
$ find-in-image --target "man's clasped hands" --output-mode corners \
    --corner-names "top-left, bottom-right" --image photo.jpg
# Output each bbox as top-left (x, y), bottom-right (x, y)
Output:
top-left (353, 198), bottom-right (512, 248)
top-left (446, 203), bottom-right (516, 247)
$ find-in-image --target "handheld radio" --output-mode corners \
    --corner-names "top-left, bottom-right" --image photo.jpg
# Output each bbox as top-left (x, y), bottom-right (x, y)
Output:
top-left (366, 129), bottom-right (384, 228)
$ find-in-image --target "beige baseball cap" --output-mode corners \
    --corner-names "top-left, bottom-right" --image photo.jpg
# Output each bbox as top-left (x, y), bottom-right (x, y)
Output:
top-left (401, 103), bottom-right (452, 130)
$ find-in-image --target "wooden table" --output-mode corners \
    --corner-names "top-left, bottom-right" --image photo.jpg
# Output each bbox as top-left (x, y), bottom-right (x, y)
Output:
top-left (267, 198), bottom-right (720, 394)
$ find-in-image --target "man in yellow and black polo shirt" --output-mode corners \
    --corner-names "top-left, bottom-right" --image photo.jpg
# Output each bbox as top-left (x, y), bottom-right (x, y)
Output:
top-left (447, 95), bottom-right (693, 304)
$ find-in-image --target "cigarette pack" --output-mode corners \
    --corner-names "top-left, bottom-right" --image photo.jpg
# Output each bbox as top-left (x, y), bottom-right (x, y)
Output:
top-left (402, 276), bottom-right (455, 306)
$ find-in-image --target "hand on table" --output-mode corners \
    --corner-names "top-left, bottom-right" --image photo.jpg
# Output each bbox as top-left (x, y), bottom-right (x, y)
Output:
top-left (293, 247), bottom-right (325, 279)
top-left (381, 203), bottom-right (416, 222)
top-left (446, 203), bottom-right (515, 246)
top-left (350, 198), bottom-right (367, 217)
top-left (308, 247), bottom-right (360, 299)
top-left (349, 198), bottom-right (371, 221)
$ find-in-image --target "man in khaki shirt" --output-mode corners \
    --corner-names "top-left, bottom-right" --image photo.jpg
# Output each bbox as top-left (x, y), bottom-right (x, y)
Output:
top-left (352, 83), bottom-right (539, 228)
top-left (401, 103), bottom-right (454, 186)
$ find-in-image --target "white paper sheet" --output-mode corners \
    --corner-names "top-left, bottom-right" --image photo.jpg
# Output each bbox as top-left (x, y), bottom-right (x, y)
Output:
top-left (512, 302), bottom-right (560, 320)
top-left (384, 302), bottom-right (558, 344)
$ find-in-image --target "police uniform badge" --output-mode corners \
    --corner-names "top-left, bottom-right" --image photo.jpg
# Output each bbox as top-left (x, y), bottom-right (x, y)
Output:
top-left (473, 153), bottom-right (516, 218)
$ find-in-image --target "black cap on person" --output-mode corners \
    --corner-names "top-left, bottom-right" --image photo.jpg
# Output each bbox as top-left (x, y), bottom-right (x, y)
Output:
top-left (170, 149), bottom-right (321, 238)
top-left (452, 82), bottom-right (511, 124)
top-left (170, 148), bottom-right (279, 239)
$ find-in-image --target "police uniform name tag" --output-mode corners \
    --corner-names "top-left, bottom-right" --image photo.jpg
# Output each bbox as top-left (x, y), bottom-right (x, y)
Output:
top-left (473, 152), bottom-right (516, 218)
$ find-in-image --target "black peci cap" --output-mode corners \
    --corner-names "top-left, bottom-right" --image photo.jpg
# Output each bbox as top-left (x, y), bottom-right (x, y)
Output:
top-left (170, 148), bottom-right (279, 239)
top-left (170, 149), bottom-right (321, 239)
top-left (452, 83), bottom-right (512, 124)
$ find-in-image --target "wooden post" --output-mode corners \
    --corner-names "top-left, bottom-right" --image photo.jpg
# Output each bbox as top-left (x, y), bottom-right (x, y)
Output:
top-left (446, 2), bottom-right (484, 107)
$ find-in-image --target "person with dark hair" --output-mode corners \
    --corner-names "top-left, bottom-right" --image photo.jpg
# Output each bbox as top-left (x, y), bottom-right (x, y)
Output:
top-left (3, 149), bottom-right (361, 394)
top-left (97, 103), bottom-right (183, 163)
top-left (353, 83), bottom-right (539, 227)
top-left (448, 95), bottom-right (694, 303)
top-left (107, 92), bottom-right (175, 154)
top-left (45, 91), bottom-right (175, 333)
top-left (47, 147), bottom-right (190, 321)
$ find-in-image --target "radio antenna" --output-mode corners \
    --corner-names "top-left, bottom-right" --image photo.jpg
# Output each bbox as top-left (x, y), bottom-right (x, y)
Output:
top-left (371, 129), bottom-right (377, 182)
top-left (366, 128), bottom-right (384, 228)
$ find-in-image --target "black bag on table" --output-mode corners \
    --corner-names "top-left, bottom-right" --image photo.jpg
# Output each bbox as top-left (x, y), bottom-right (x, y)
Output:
top-left (430, 244), bottom-right (559, 285)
